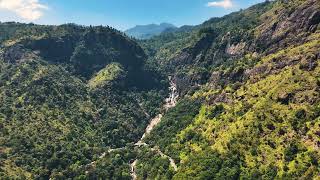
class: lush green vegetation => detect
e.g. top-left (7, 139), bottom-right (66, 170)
top-left (135, 147), bottom-right (175, 180)
top-left (137, 0), bottom-right (320, 179)
top-left (0, 0), bottom-right (319, 179)
top-left (0, 24), bottom-right (167, 179)
top-left (145, 98), bottom-right (202, 159)
top-left (86, 147), bottom-right (136, 179)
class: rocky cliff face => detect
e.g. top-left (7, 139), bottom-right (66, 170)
top-left (139, 0), bottom-right (320, 179)
top-left (0, 0), bottom-right (319, 179)
top-left (154, 0), bottom-right (320, 96)
top-left (255, 0), bottom-right (320, 54)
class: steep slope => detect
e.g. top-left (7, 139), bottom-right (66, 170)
top-left (139, 0), bottom-right (320, 179)
top-left (0, 23), bottom-right (167, 179)
top-left (0, 0), bottom-right (319, 179)
top-left (125, 23), bottom-right (177, 39)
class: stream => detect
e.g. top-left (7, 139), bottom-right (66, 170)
top-left (130, 77), bottom-right (179, 179)
top-left (85, 77), bottom-right (179, 179)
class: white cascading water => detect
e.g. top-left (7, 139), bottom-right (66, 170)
top-left (130, 77), bottom-right (179, 179)
top-left (85, 77), bottom-right (179, 179)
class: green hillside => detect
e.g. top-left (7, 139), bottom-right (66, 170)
top-left (0, 23), bottom-right (167, 179)
top-left (0, 0), bottom-right (319, 179)
top-left (139, 0), bottom-right (320, 179)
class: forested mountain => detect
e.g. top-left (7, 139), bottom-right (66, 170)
top-left (0, 23), bottom-right (167, 179)
top-left (138, 0), bottom-right (320, 179)
top-left (0, 0), bottom-right (320, 179)
top-left (125, 23), bottom-right (177, 40)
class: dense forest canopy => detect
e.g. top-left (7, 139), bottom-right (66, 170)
top-left (0, 0), bottom-right (320, 179)
top-left (0, 23), bottom-right (168, 179)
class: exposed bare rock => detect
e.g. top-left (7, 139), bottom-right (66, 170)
top-left (299, 55), bottom-right (318, 71)
top-left (1, 44), bottom-right (38, 63)
top-left (208, 92), bottom-right (233, 105)
top-left (130, 160), bottom-right (138, 180)
top-left (174, 74), bottom-right (192, 95)
top-left (244, 51), bottom-right (318, 82)
top-left (245, 64), bottom-right (270, 82)
top-left (169, 51), bottom-right (193, 67)
top-left (255, 0), bottom-right (320, 53)
top-left (209, 71), bottom-right (223, 88)
top-left (226, 42), bottom-right (246, 56)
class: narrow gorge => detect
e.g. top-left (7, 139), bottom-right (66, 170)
top-left (1, 0), bottom-right (319, 179)
top-left (131, 77), bottom-right (179, 179)
top-left (84, 77), bottom-right (179, 179)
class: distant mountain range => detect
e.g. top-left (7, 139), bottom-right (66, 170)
top-left (125, 23), bottom-right (177, 39)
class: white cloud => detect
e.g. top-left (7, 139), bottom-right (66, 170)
top-left (0, 0), bottom-right (48, 21)
top-left (207, 0), bottom-right (233, 9)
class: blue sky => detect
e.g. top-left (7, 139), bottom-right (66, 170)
top-left (0, 0), bottom-right (265, 30)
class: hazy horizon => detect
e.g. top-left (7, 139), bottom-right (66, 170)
top-left (0, 0), bottom-right (265, 30)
